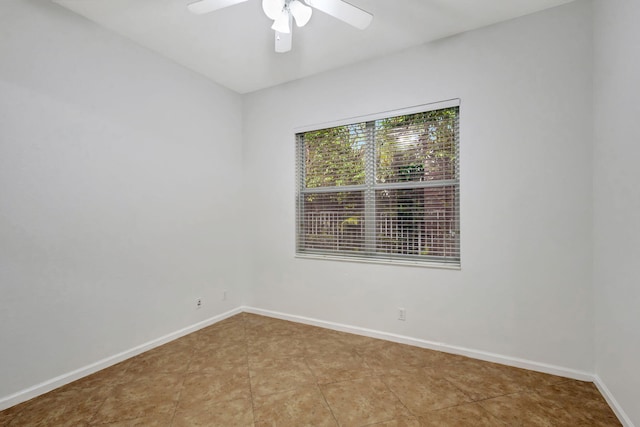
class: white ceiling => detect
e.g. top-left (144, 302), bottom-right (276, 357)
top-left (54, 0), bottom-right (576, 94)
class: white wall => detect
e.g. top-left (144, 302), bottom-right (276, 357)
top-left (8, 0), bottom-right (638, 422)
top-left (593, 0), bottom-right (640, 425)
top-left (0, 0), bottom-right (245, 400)
top-left (243, 1), bottom-right (594, 373)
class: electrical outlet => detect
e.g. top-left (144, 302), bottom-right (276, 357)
top-left (196, 298), bottom-right (202, 309)
top-left (398, 307), bottom-right (406, 321)
top-left (222, 290), bottom-right (227, 301)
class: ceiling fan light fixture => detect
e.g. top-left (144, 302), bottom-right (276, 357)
top-left (275, 30), bottom-right (292, 53)
top-left (262, 0), bottom-right (285, 20)
top-left (289, 0), bottom-right (312, 27)
top-left (271, 10), bottom-right (291, 33)
top-left (187, 0), bottom-right (373, 54)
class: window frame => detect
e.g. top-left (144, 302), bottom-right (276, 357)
top-left (295, 99), bottom-right (461, 269)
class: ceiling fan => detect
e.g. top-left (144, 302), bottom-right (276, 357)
top-left (187, 0), bottom-right (373, 53)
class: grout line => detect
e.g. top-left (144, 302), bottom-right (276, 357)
top-left (242, 313), bottom-right (258, 426)
top-left (86, 395), bottom-right (109, 425)
top-left (378, 374), bottom-right (416, 420)
top-left (474, 402), bottom-right (510, 426)
top-left (1, 311), bottom-right (625, 427)
top-left (302, 352), bottom-right (340, 426)
top-left (84, 360), bottom-right (134, 425)
top-left (168, 345), bottom-right (197, 427)
top-left (243, 306), bottom-right (595, 382)
top-left (315, 376), bottom-right (341, 426)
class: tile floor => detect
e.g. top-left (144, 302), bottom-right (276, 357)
top-left (0, 313), bottom-right (621, 426)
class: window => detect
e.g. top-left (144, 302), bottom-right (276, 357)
top-left (295, 101), bottom-right (460, 267)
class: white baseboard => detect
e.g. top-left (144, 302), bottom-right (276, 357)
top-left (242, 306), bottom-right (594, 382)
top-left (245, 306), bottom-right (640, 426)
top-left (2, 304), bottom-right (634, 427)
top-left (593, 375), bottom-right (636, 427)
top-left (0, 307), bottom-right (242, 411)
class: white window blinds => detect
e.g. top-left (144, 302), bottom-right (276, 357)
top-left (296, 102), bottom-right (460, 267)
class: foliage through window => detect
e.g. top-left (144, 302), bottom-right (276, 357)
top-left (296, 103), bottom-right (460, 266)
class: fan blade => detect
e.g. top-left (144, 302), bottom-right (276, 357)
top-left (187, 0), bottom-right (248, 15)
top-left (290, 0), bottom-right (312, 27)
top-left (262, 0), bottom-right (285, 20)
top-left (275, 30), bottom-right (292, 53)
top-left (271, 10), bottom-right (291, 33)
top-left (304, 0), bottom-right (372, 29)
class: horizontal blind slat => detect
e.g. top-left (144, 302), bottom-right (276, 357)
top-left (296, 105), bottom-right (460, 266)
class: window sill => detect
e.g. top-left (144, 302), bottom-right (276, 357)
top-left (294, 253), bottom-right (461, 270)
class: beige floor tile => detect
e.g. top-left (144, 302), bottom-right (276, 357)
top-left (249, 357), bottom-right (316, 396)
top-left (321, 377), bottom-right (412, 427)
top-left (68, 360), bottom-right (132, 395)
top-left (506, 367), bottom-right (567, 390)
top-left (244, 317), bottom-right (302, 338)
top-left (2, 393), bottom-right (69, 427)
top-left (306, 351), bottom-right (374, 384)
top-left (189, 341), bottom-right (248, 372)
top-left (359, 341), bottom-right (463, 375)
top-left (480, 390), bottom-right (579, 427)
top-left (560, 397), bottom-right (621, 426)
top-left (93, 397), bottom-right (177, 425)
top-left (243, 312), bottom-right (275, 325)
top-left (4, 383), bottom-right (109, 427)
top-left (172, 398), bottom-right (254, 427)
top-left (5, 379), bottom-right (109, 426)
top-left (58, 395), bottom-right (108, 426)
top-left (248, 333), bottom-right (307, 359)
top-left (467, 360), bottom-right (567, 391)
top-left (89, 414), bottom-right (172, 426)
top-left (303, 334), bottom-right (359, 358)
top-left (205, 314), bottom-right (245, 332)
top-left (196, 322), bottom-right (247, 346)
top-left (293, 323), bottom-right (335, 337)
top-left (194, 325), bottom-right (247, 344)
top-left (358, 341), bottom-right (425, 371)
top-left (253, 385), bottom-right (337, 426)
top-left (91, 372), bottom-right (182, 424)
top-left (177, 367), bottom-right (251, 411)
top-left (245, 325), bottom-right (301, 340)
top-left (296, 325), bottom-right (357, 343)
top-left (382, 371), bottom-right (471, 414)
top-left (328, 331), bottom-right (386, 351)
top-left (0, 408), bottom-right (16, 426)
top-left (431, 359), bottom-right (527, 401)
top-left (126, 346), bottom-right (193, 376)
top-left (536, 379), bottom-right (607, 401)
top-left (0, 313), bottom-right (622, 427)
top-left (535, 381), bottom-right (622, 426)
top-left (157, 335), bottom-right (199, 355)
top-left (364, 416), bottom-right (421, 427)
top-left (418, 402), bottom-right (507, 426)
